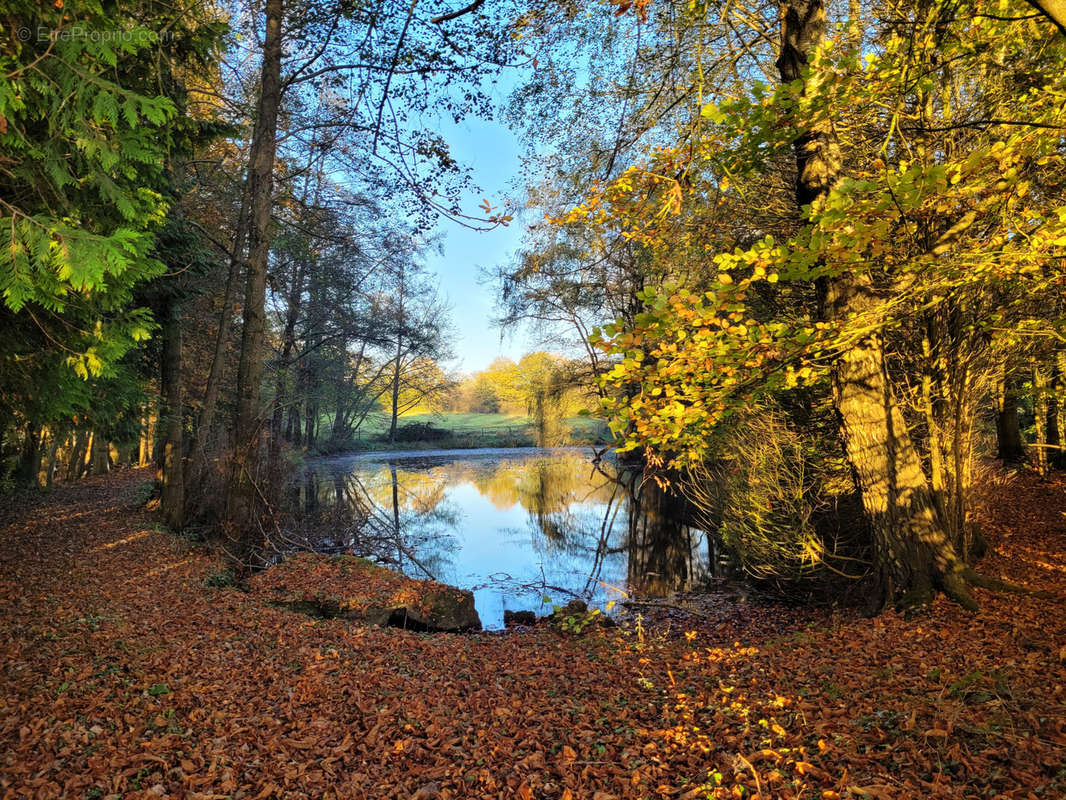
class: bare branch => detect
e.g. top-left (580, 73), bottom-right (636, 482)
top-left (431, 0), bottom-right (485, 24)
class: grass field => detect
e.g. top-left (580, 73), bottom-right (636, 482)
top-left (344, 411), bottom-right (610, 451)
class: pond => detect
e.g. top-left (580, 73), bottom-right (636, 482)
top-left (285, 447), bottom-right (719, 629)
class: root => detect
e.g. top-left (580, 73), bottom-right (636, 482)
top-left (902, 566), bottom-right (1057, 615)
top-left (939, 568), bottom-right (979, 612)
top-left (896, 569), bottom-right (978, 615)
top-left (960, 567), bottom-right (1056, 600)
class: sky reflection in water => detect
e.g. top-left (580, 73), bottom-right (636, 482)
top-left (301, 447), bottom-right (711, 629)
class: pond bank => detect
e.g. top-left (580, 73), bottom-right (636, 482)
top-left (251, 552), bottom-right (482, 632)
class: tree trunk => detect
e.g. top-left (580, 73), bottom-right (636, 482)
top-left (328, 341), bottom-right (366, 450)
top-left (138, 414), bottom-right (150, 466)
top-left (188, 178), bottom-right (250, 479)
top-left (44, 429), bottom-right (62, 487)
top-left (304, 400), bottom-right (317, 450)
top-left (268, 261), bottom-right (304, 489)
top-left (777, 0), bottom-right (974, 610)
top-left (1034, 361), bottom-right (1049, 476)
top-left (90, 430), bottom-right (109, 475)
top-left (286, 397), bottom-right (301, 444)
top-left (160, 299), bottom-right (185, 530)
top-left (1049, 360), bottom-right (1063, 468)
top-left (15, 423), bottom-right (41, 487)
top-left (389, 340), bottom-right (403, 446)
top-left (996, 371), bottom-right (1026, 463)
top-left (388, 266), bottom-right (406, 446)
top-left (67, 428), bottom-right (89, 481)
top-left (225, 0), bottom-right (284, 571)
top-left (142, 409), bottom-right (157, 468)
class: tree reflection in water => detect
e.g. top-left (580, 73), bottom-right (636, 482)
top-left (284, 448), bottom-right (719, 627)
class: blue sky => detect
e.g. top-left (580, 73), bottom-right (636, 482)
top-left (422, 113), bottom-right (536, 375)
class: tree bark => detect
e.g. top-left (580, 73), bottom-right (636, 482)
top-left (44, 428), bottom-right (62, 487)
top-left (1049, 360), bottom-right (1062, 468)
top-left (777, 0), bottom-right (974, 610)
top-left (67, 428), bottom-right (89, 481)
top-left (226, 0), bottom-right (285, 570)
top-left (286, 394), bottom-right (301, 444)
top-left (138, 414), bottom-right (149, 466)
top-left (1034, 361), bottom-right (1049, 476)
top-left (188, 177), bottom-right (250, 479)
top-left (996, 371), bottom-right (1026, 463)
top-left (388, 274), bottom-right (406, 446)
top-left (268, 261), bottom-right (304, 495)
top-left (90, 429), bottom-right (109, 475)
top-left (160, 299), bottom-right (185, 530)
top-left (304, 400), bottom-right (317, 449)
top-left (15, 423), bottom-right (41, 487)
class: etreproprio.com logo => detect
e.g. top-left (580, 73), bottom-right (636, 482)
top-left (16, 25), bottom-right (171, 44)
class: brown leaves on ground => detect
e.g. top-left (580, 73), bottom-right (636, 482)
top-left (2, 467), bottom-right (1065, 799)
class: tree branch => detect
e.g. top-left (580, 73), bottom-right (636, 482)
top-left (431, 0), bottom-right (485, 24)
top-left (1023, 0), bottom-right (1066, 36)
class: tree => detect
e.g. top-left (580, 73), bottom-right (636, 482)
top-left (775, 0), bottom-right (976, 609)
top-left (224, 0), bottom-right (285, 566)
top-left (574, 0), bottom-right (1066, 608)
top-left (375, 252), bottom-right (453, 444)
top-left (0, 0), bottom-right (223, 488)
top-left (213, 0), bottom-right (518, 560)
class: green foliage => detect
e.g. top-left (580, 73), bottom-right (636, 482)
top-left (203, 568), bottom-right (236, 589)
top-left (122, 480), bottom-right (158, 508)
top-left (0, 2), bottom-right (176, 340)
top-left (0, 0), bottom-right (225, 482)
top-left (549, 599), bottom-right (614, 635)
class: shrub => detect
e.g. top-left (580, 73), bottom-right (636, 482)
top-left (682, 406), bottom-right (867, 591)
top-left (203, 567), bottom-right (235, 588)
top-left (388, 422), bottom-right (449, 443)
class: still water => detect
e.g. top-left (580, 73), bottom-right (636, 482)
top-left (288, 447), bottom-right (714, 629)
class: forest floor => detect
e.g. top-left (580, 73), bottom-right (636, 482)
top-left (2, 468), bottom-right (1065, 800)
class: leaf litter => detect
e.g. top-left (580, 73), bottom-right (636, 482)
top-left (1, 467), bottom-right (1064, 799)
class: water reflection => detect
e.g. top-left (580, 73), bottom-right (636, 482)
top-left (286, 447), bottom-right (716, 629)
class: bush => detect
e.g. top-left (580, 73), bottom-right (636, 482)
top-left (388, 422), bottom-right (450, 443)
top-left (682, 406), bottom-right (867, 590)
top-left (203, 567), bottom-right (235, 588)
top-left (122, 479), bottom-right (157, 508)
